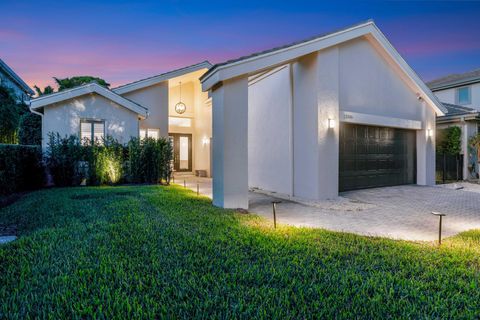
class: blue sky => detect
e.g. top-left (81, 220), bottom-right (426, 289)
top-left (1, 0), bottom-right (479, 88)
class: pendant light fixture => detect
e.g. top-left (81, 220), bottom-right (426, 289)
top-left (175, 81), bottom-right (187, 114)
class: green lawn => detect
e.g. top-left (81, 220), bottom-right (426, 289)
top-left (1, 185), bottom-right (479, 319)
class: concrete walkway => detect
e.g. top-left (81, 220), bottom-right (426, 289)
top-left (172, 174), bottom-right (212, 198)
top-left (174, 174), bottom-right (480, 241)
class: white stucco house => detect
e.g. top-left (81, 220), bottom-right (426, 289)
top-left (427, 69), bottom-right (480, 180)
top-left (30, 20), bottom-right (446, 209)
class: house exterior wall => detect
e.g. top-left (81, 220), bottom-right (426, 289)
top-left (244, 36), bottom-right (437, 203)
top-left (338, 37), bottom-right (436, 186)
top-left (0, 70), bottom-right (30, 102)
top-left (168, 79), bottom-right (211, 175)
top-left (248, 65), bottom-right (293, 195)
top-left (192, 80), bottom-right (212, 175)
top-left (42, 93), bottom-right (139, 148)
top-left (338, 38), bottom-right (426, 120)
top-left (169, 81), bottom-right (195, 117)
top-left (433, 82), bottom-right (480, 110)
top-left (122, 82), bottom-right (169, 138)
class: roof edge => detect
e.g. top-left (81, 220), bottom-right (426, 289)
top-left (0, 58), bottom-right (34, 95)
top-left (199, 20), bottom-right (446, 116)
top-left (200, 20), bottom-right (374, 83)
top-left (113, 61), bottom-right (212, 94)
top-left (30, 83), bottom-right (148, 118)
top-left (429, 76), bottom-right (480, 91)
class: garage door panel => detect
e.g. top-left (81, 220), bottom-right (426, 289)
top-left (339, 123), bottom-right (416, 192)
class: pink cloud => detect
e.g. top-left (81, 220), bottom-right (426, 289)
top-left (19, 46), bottom-right (215, 89)
top-left (397, 37), bottom-right (480, 57)
top-left (0, 29), bottom-right (25, 40)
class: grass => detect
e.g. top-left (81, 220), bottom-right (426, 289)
top-left (0, 185), bottom-right (479, 319)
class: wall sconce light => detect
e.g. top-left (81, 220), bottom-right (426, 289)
top-left (427, 128), bottom-right (432, 137)
top-left (328, 118), bottom-right (335, 129)
top-left (202, 137), bottom-right (210, 145)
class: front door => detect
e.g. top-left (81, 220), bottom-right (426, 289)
top-left (169, 133), bottom-right (192, 172)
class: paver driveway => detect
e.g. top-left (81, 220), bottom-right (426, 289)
top-left (250, 185), bottom-right (480, 241)
top-left (175, 174), bottom-right (480, 241)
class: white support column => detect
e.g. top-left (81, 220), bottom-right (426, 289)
top-left (211, 76), bottom-right (249, 209)
top-left (417, 100), bottom-right (436, 186)
top-left (316, 46), bottom-right (340, 198)
top-left (292, 48), bottom-right (340, 201)
top-left (292, 53), bottom-right (320, 199)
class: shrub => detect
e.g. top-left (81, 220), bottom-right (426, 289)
top-left (0, 85), bottom-right (21, 144)
top-left (86, 137), bottom-right (125, 185)
top-left (127, 137), bottom-right (172, 184)
top-left (0, 144), bottom-right (44, 195)
top-left (45, 134), bottom-right (172, 187)
top-left (437, 126), bottom-right (461, 155)
top-left (45, 133), bottom-right (84, 187)
top-left (18, 112), bottom-right (42, 145)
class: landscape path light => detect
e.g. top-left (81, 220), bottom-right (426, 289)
top-left (271, 201), bottom-right (282, 229)
top-left (431, 211), bottom-right (446, 246)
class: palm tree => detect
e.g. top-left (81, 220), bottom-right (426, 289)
top-left (33, 85), bottom-right (54, 96)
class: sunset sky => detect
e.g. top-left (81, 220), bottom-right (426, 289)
top-left (1, 0), bottom-right (479, 91)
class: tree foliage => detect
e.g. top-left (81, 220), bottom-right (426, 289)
top-left (437, 126), bottom-right (462, 155)
top-left (18, 112), bottom-right (42, 145)
top-left (33, 85), bottom-right (54, 96)
top-left (0, 144), bottom-right (44, 195)
top-left (0, 85), bottom-right (22, 143)
top-left (54, 76), bottom-right (110, 91)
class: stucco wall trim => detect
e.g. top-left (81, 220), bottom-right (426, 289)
top-left (340, 111), bottom-right (422, 130)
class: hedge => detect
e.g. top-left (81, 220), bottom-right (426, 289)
top-left (0, 144), bottom-right (44, 195)
top-left (18, 112), bottom-right (42, 145)
top-left (45, 134), bottom-right (172, 187)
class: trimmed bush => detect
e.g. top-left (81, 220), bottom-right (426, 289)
top-left (126, 137), bottom-right (172, 184)
top-left (45, 133), bottom-right (84, 187)
top-left (86, 137), bottom-right (125, 185)
top-left (18, 112), bottom-right (42, 145)
top-left (0, 144), bottom-right (44, 195)
top-left (437, 126), bottom-right (461, 155)
top-left (45, 134), bottom-right (172, 187)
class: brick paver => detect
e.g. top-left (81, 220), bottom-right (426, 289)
top-left (250, 185), bottom-right (480, 241)
top-left (176, 174), bottom-right (480, 241)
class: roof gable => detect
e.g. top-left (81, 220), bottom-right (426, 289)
top-left (113, 61), bottom-right (212, 94)
top-left (200, 20), bottom-right (446, 116)
top-left (30, 83), bottom-right (148, 118)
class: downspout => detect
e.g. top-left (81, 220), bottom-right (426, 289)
top-left (29, 103), bottom-right (45, 149)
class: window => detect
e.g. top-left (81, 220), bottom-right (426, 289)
top-left (80, 120), bottom-right (105, 144)
top-left (169, 117), bottom-right (192, 127)
top-left (456, 87), bottom-right (471, 105)
top-left (139, 128), bottom-right (160, 140)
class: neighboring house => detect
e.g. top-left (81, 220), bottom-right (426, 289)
top-left (30, 20), bottom-right (445, 209)
top-left (428, 69), bottom-right (480, 180)
top-left (0, 58), bottom-right (34, 101)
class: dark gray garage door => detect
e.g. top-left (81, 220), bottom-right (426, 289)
top-left (339, 123), bottom-right (416, 191)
